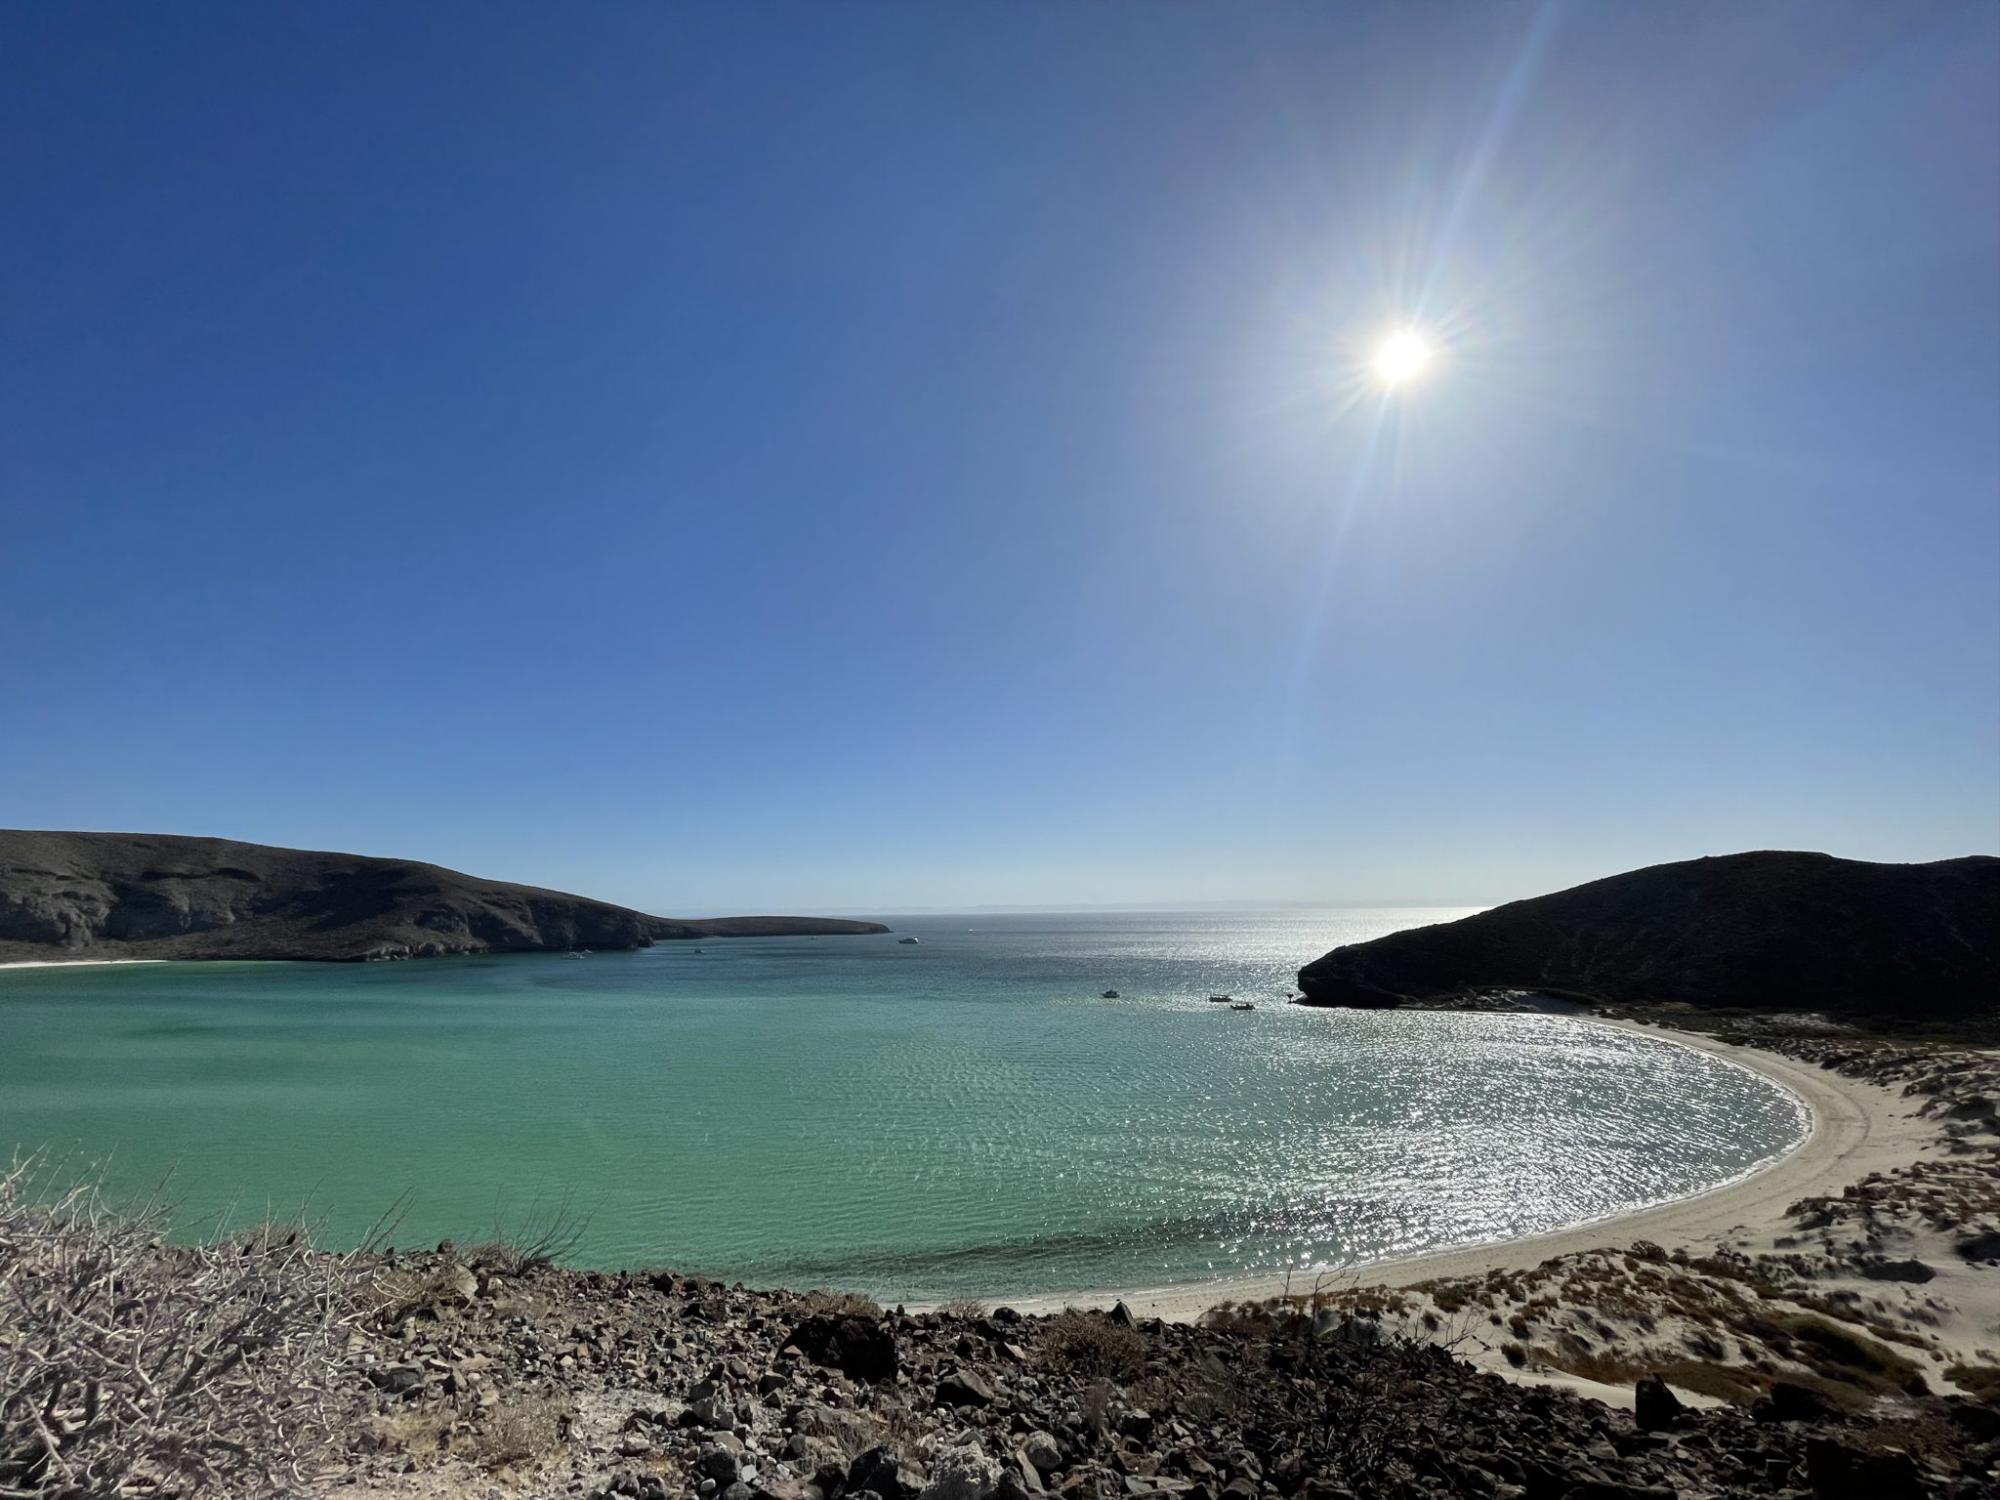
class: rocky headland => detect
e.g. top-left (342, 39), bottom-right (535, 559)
top-left (0, 830), bottom-right (886, 964)
top-left (1295, 852), bottom-right (1998, 1027)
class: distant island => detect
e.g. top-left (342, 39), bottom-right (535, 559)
top-left (1297, 849), bottom-right (1998, 1023)
top-left (0, 830), bottom-right (888, 963)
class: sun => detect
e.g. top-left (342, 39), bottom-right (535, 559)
top-left (1373, 328), bottom-right (1433, 387)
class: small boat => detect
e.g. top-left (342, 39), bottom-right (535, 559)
top-left (1101, 989), bottom-right (1120, 999)
top-left (898, 936), bottom-right (920, 945)
top-left (1230, 1001), bottom-right (1256, 1011)
top-left (565, 951), bottom-right (583, 960)
top-left (1207, 995), bottom-right (1234, 1003)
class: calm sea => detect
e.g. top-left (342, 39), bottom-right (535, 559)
top-left (0, 908), bottom-right (1807, 1301)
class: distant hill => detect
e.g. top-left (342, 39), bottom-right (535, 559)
top-left (1296, 851), bottom-right (1999, 1022)
top-left (0, 831), bottom-right (888, 963)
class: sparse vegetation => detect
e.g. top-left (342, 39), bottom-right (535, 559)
top-left (464, 1189), bottom-right (592, 1271)
top-left (1943, 1359), bottom-right (2000, 1401)
top-left (467, 1394), bottom-right (571, 1469)
top-left (798, 1288), bottom-right (883, 1318)
top-left (1773, 1313), bottom-right (1924, 1391)
top-left (1044, 1309), bottom-right (1149, 1379)
top-left (0, 1158), bottom-right (357, 1499)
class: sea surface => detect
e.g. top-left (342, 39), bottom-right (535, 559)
top-left (0, 909), bottom-right (1809, 1301)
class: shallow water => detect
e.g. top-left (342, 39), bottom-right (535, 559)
top-left (0, 909), bottom-right (1807, 1301)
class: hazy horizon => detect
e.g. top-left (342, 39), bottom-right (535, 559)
top-left (5, 2), bottom-right (1996, 914)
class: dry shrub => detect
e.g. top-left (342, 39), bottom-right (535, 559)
top-left (467, 1394), bottom-right (569, 1469)
top-left (1199, 1299), bottom-right (1306, 1338)
top-left (463, 1189), bottom-right (590, 1272)
top-left (800, 1289), bottom-right (883, 1318)
top-left (935, 1298), bottom-right (987, 1319)
top-left (1044, 1309), bottom-right (1148, 1380)
top-left (1773, 1314), bottom-right (1924, 1392)
top-left (0, 1158), bottom-right (359, 1498)
top-left (1943, 1360), bottom-right (2000, 1401)
top-left (358, 1258), bottom-right (478, 1325)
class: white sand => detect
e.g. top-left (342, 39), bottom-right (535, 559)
top-left (1000, 1018), bottom-right (1925, 1322)
top-left (0, 958), bottom-right (166, 971)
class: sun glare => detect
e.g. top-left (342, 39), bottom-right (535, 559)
top-left (1374, 328), bottom-right (1433, 387)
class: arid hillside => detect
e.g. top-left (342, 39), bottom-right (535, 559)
top-left (0, 830), bottom-right (886, 963)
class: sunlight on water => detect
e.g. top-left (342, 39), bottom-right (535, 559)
top-left (0, 909), bottom-right (1807, 1300)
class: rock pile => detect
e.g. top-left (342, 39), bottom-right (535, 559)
top-left (330, 1250), bottom-right (1996, 1499)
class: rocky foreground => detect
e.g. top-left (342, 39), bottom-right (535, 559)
top-left (323, 1257), bottom-right (1991, 1500)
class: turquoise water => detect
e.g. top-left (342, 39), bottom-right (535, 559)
top-left (0, 909), bottom-right (1808, 1301)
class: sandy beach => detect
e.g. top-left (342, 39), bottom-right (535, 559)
top-left (0, 957), bottom-right (166, 970)
top-left (993, 1018), bottom-right (2000, 1414)
top-left (998, 1018), bottom-right (1918, 1322)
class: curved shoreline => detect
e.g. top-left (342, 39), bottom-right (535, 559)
top-left (991, 1018), bottom-right (1917, 1322)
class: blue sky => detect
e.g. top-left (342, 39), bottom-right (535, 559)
top-left (4, 1), bottom-right (1996, 914)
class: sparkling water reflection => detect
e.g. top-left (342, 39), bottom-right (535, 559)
top-left (0, 909), bottom-right (1807, 1300)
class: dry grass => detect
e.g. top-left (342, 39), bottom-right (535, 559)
top-left (1528, 1345), bottom-right (1766, 1404)
top-left (1043, 1309), bottom-right (1149, 1380)
top-left (0, 1157), bottom-right (361, 1499)
top-left (1943, 1360), bottom-right (2000, 1401)
top-left (359, 1259), bottom-right (479, 1325)
top-left (466, 1395), bottom-right (570, 1469)
top-left (366, 1392), bottom-right (571, 1472)
top-left (460, 1189), bottom-right (590, 1272)
top-left (798, 1289), bottom-right (883, 1318)
top-left (1771, 1313), bottom-right (1924, 1392)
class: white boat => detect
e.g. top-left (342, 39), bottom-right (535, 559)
top-left (898, 936), bottom-right (920, 945)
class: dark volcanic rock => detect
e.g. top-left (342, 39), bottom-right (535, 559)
top-left (1857, 1256), bottom-right (1936, 1284)
top-left (1805, 1435), bottom-right (1925, 1499)
top-left (787, 1313), bottom-right (899, 1383)
top-left (1759, 1381), bottom-right (1840, 1425)
top-left (0, 829), bottom-right (887, 963)
top-left (1633, 1374), bottom-right (1684, 1432)
top-left (1295, 850), bottom-right (1999, 1021)
top-left (849, 1446), bottom-right (919, 1499)
top-left (1954, 1229), bottom-right (2000, 1262)
top-left (937, 1368), bottom-right (996, 1408)
top-left (315, 1243), bottom-right (1986, 1500)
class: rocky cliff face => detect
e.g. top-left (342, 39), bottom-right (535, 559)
top-left (0, 830), bottom-right (886, 962)
top-left (1297, 850), bottom-right (1998, 1022)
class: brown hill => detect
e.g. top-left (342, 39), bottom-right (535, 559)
top-left (0, 830), bottom-right (887, 963)
top-left (1296, 850), bottom-right (1998, 1022)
